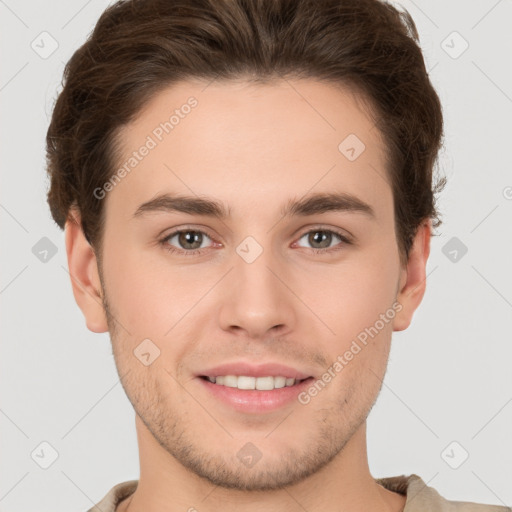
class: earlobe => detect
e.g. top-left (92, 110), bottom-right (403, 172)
top-left (65, 209), bottom-right (108, 333)
top-left (393, 220), bottom-right (432, 332)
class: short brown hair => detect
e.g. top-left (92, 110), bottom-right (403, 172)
top-left (45, 0), bottom-right (446, 267)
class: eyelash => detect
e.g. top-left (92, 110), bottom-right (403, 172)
top-left (158, 226), bottom-right (352, 257)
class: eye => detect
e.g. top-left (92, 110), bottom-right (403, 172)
top-left (294, 228), bottom-right (351, 254)
top-left (160, 228), bottom-right (214, 256)
top-left (159, 226), bottom-right (352, 257)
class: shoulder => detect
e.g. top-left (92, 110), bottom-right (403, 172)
top-left (376, 474), bottom-right (511, 512)
top-left (86, 480), bottom-right (138, 512)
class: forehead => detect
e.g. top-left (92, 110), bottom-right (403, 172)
top-left (107, 78), bottom-right (392, 225)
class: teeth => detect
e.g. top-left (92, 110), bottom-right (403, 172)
top-left (206, 375), bottom-right (300, 390)
top-left (269, 376), bottom-right (286, 389)
top-left (239, 376), bottom-right (257, 389)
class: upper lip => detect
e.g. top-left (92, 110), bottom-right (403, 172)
top-left (197, 362), bottom-right (313, 380)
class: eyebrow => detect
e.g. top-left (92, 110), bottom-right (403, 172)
top-left (132, 191), bottom-right (376, 220)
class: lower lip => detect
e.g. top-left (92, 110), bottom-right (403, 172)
top-left (197, 376), bottom-right (315, 414)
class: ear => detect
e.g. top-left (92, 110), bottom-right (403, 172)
top-left (64, 208), bottom-right (108, 333)
top-left (393, 219), bottom-right (431, 332)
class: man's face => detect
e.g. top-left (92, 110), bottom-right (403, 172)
top-left (95, 78), bottom-right (410, 490)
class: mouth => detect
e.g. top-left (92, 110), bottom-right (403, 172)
top-left (197, 375), bottom-right (315, 413)
top-left (199, 375), bottom-right (312, 390)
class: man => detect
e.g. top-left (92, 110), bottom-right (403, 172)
top-left (45, 0), bottom-right (509, 510)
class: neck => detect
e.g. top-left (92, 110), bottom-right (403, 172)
top-left (118, 417), bottom-right (406, 512)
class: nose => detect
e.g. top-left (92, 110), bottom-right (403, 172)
top-left (218, 245), bottom-right (297, 340)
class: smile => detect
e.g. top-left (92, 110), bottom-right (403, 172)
top-left (201, 375), bottom-right (309, 390)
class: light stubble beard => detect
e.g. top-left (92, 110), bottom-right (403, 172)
top-left (98, 269), bottom-right (383, 491)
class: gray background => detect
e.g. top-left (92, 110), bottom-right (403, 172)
top-left (1, 0), bottom-right (511, 510)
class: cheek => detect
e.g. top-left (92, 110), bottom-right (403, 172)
top-left (103, 223), bottom-right (399, 347)
top-left (309, 244), bottom-right (399, 335)
top-left (102, 239), bottom-right (216, 342)
top-left (102, 240), bottom-right (170, 336)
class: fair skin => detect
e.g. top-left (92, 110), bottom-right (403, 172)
top-left (66, 78), bottom-right (430, 512)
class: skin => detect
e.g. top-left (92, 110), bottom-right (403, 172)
top-left (65, 78), bottom-right (430, 512)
